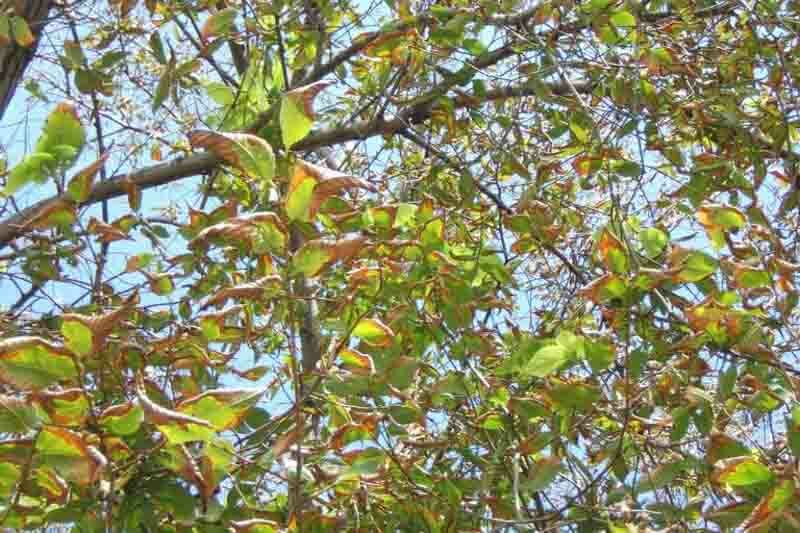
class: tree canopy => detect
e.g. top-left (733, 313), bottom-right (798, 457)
top-left (0, 0), bottom-right (800, 530)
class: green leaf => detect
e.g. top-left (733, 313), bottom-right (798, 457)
top-left (178, 388), bottom-right (265, 431)
top-left (0, 395), bottom-right (44, 433)
top-left (522, 345), bottom-right (570, 377)
top-left (291, 241), bottom-right (334, 277)
top-left (640, 228), bottom-right (668, 258)
top-left (610, 10), bottom-right (636, 28)
top-left (11, 16), bottom-right (34, 47)
top-left (678, 251), bottom-right (717, 282)
top-left (715, 457), bottom-right (774, 487)
top-left (279, 82), bottom-right (331, 149)
top-left (99, 402), bottom-right (144, 436)
top-left (61, 320), bottom-right (92, 357)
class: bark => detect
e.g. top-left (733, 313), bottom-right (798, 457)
top-left (0, 0), bottom-right (53, 121)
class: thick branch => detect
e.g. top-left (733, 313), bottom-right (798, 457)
top-left (0, 81), bottom-right (582, 250)
top-left (0, 0), bottom-right (53, 121)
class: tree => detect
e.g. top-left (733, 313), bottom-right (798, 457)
top-left (0, 0), bottom-right (799, 530)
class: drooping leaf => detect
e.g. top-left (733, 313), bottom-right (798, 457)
top-left (353, 318), bottom-right (395, 347)
top-left (280, 81), bottom-right (332, 149)
top-left (0, 337), bottom-right (78, 390)
top-left (291, 236), bottom-right (368, 277)
top-left (98, 402), bottom-right (144, 436)
top-left (178, 388), bottom-right (265, 431)
top-left (36, 426), bottom-right (107, 486)
top-left (189, 130), bottom-right (275, 181)
top-left (201, 7), bottom-right (238, 40)
top-left (136, 377), bottom-right (214, 444)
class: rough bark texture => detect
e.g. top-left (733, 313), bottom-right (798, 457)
top-left (0, 0), bottom-right (53, 121)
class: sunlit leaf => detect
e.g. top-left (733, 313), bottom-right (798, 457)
top-left (353, 318), bottom-right (395, 347)
top-left (280, 81), bottom-right (332, 149)
top-left (36, 426), bottom-right (107, 486)
top-left (189, 130), bottom-right (275, 181)
top-left (0, 337), bottom-right (78, 389)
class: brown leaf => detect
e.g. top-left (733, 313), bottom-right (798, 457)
top-left (202, 275), bottom-right (281, 309)
top-left (189, 212), bottom-right (286, 251)
top-left (88, 217), bottom-right (130, 243)
top-left (285, 81), bottom-right (334, 119)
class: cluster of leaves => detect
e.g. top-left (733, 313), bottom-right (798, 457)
top-left (1, 0), bottom-right (800, 531)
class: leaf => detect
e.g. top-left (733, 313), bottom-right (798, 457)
top-left (338, 348), bottom-right (375, 375)
top-left (286, 160), bottom-right (375, 222)
top-left (670, 248), bottom-right (718, 283)
top-left (597, 228), bottom-right (628, 273)
top-left (98, 402), bottom-right (144, 436)
top-left (522, 457), bottom-right (562, 491)
top-left (280, 81), bottom-right (333, 149)
top-left (189, 130), bottom-right (275, 181)
top-left (712, 457), bottom-right (774, 487)
top-left (177, 388), bottom-right (265, 431)
top-left (230, 519), bottom-right (279, 533)
top-left (610, 10), bottom-right (636, 28)
top-left (742, 479), bottom-right (794, 531)
top-left (66, 152), bottom-right (109, 203)
top-left (640, 227), bottom-right (668, 258)
top-left (522, 345), bottom-right (571, 377)
top-left (0, 337), bottom-right (78, 389)
top-left (198, 437), bottom-right (234, 502)
top-left (353, 319), bottom-right (395, 347)
top-left (202, 275), bottom-right (281, 308)
top-left (34, 389), bottom-right (89, 427)
top-left (733, 264), bottom-right (771, 289)
top-left (36, 102), bottom-right (86, 166)
top-left (190, 212), bottom-right (286, 252)
top-left (201, 7), bottom-right (238, 40)
top-left (0, 395), bottom-right (44, 433)
top-left (153, 53), bottom-right (175, 111)
top-left (11, 16), bottom-right (34, 47)
top-left (61, 293), bottom-right (137, 357)
top-left (136, 377), bottom-right (214, 444)
top-left (291, 236), bottom-right (368, 277)
top-left (36, 426), bottom-right (107, 486)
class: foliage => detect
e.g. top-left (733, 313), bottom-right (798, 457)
top-left (0, 0), bottom-right (799, 531)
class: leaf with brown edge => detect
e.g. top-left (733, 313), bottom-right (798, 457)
top-left (87, 216), bottom-right (131, 244)
top-left (177, 388), bottom-right (266, 431)
top-left (136, 376), bottom-right (214, 444)
top-left (578, 273), bottom-right (627, 304)
top-left (35, 426), bottom-right (107, 486)
top-left (23, 199), bottom-right (77, 231)
top-left (338, 348), bottom-right (375, 375)
top-left (61, 292), bottom-right (137, 357)
top-left (353, 318), bottom-right (395, 347)
top-left (189, 212), bottom-right (286, 253)
top-left (230, 519), bottom-right (280, 533)
top-left (0, 337), bottom-right (78, 390)
top-left (67, 151), bottom-right (109, 203)
top-left (121, 179), bottom-right (141, 211)
top-left (202, 275), bottom-right (281, 309)
top-left (697, 203), bottom-right (747, 249)
top-left (597, 228), bottom-right (628, 273)
top-left (280, 81), bottom-right (333, 149)
top-left (157, 444), bottom-right (205, 487)
top-left (285, 160), bottom-right (374, 222)
top-left (33, 466), bottom-right (69, 504)
top-left (198, 437), bottom-right (234, 502)
top-left (0, 394), bottom-right (44, 433)
top-left (98, 401), bottom-right (144, 436)
top-left (291, 236), bottom-right (369, 277)
top-left (200, 7), bottom-right (237, 40)
top-left (742, 479), bottom-right (795, 532)
top-left (33, 389), bottom-right (89, 427)
top-left (188, 130), bottom-right (274, 181)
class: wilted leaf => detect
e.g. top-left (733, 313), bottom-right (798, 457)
top-left (280, 81), bottom-right (332, 149)
top-left (66, 152), bottom-right (109, 203)
top-left (353, 318), bottom-right (395, 347)
top-left (202, 275), bottom-right (281, 309)
top-left (291, 236), bottom-right (368, 277)
top-left (189, 130), bottom-right (275, 181)
top-left (178, 388), bottom-right (265, 431)
top-left (34, 389), bottom-right (89, 427)
top-left (0, 337), bottom-right (78, 389)
top-left (190, 212), bottom-right (286, 252)
top-left (136, 377), bottom-right (214, 444)
top-left (338, 348), bottom-right (375, 375)
top-left (36, 426), bottom-right (107, 486)
top-left (201, 7), bottom-right (237, 40)
top-left (98, 402), bottom-right (144, 436)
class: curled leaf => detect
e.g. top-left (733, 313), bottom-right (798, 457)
top-left (190, 212), bottom-right (286, 252)
top-left (189, 130), bottom-right (275, 181)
